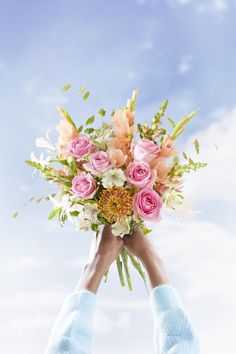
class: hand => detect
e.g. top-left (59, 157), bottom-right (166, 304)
top-left (76, 225), bottom-right (123, 294)
top-left (92, 224), bottom-right (123, 268)
top-left (124, 227), bottom-right (168, 288)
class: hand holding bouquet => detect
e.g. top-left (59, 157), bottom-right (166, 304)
top-left (25, 87), bottom-right (206, 290)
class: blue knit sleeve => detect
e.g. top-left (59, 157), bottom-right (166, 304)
top-left (45, 290), bottom-right (96, 354)
top-left (150, 285), bottom-right (200, 354)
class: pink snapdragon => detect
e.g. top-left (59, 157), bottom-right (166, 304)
top-left (133, 187), bottom-right (163, 221)
top-left (83, 151), bottom-right (111, 176)
top-left (71, 173), bottom-right (97, 199)
top-left (125, 161), bottom-right (156, 188)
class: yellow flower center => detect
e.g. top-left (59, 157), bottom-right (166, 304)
top-left (98, 187), bottom-right (133, 223)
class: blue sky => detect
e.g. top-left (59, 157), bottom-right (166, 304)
top-left (0, 1), bottom-right (236, 353)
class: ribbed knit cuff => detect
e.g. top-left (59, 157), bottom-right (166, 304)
top-left (150, 284), bottom-right (184, 313)
top-left (63, 290), bottom-right (97, 317)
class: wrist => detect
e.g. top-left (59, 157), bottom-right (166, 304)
top-left (76, 255), bottom-right (108, 294)
top-left (140, 250), bottom-right (169, 288)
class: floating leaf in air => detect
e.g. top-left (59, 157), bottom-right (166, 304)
top-left (83, 91), bottom-right (90, 100)
top-left (182, 152), bottom-right (188, 160)
top-left (194, 139), bottom-right (200, 154)
top-left (86, 115), bottom-right (95, 125)
top-left (78, 86), bottom-right (86, 94)
top-left (62, 84), bottom-right (71, 91)
top-left (98, 108), bottom-right (106, 116)
top-left (48, 208), bottom-right (62, 220)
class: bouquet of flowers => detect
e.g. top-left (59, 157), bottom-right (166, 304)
top-left (25, 87), bottom-right (206, 290)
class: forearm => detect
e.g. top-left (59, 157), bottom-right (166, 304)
top-left (76, 254), bottom-right (108, 294)
top-left (140, 249), bottom-right (169, 288)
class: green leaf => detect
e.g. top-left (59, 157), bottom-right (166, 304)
top-left (97, 215), bottom-right (110, 224)
top-left (194, 139), bottom-right (200, 154)
top-left (130, 89), bottom-right (138, 112)
top-left (189, 157), bottom-right (194, 164)
top-left (168, 117), bottom-right (175, 128)
top-left (84, 128), bottom-right (95, 134)
top-left (67, 156), bottom-right (77, 174)
top-left (128, 252), bottom-right (146, 282)
top-left (37, 196), bottom-right (45, 203)
top-left (77, 125), bottom-right (83, 133)
top-left (86, 115), bottom-right (95, 125)
top-left (83, 91), bottom-right (90, 100)
top-left (57, 107), bottom-right (77, 129)
top-left (48, 208), bottom-right (62, 220)
top-left (171, 109), bottom-right (199, 140)
top-left (91, 223), bottom-right (99, 232)
top-left (98, 108), bottom-right (106, 116)
top-left (78, 86), bottom-right (86, 94)
top-left (12, 212), bottom-right (19, 218)
top-left (69, 211), bottom-right (79, 217)
top-left (182, 152), bottom-right (188, 160)
top-left (62, 84), bottom-right (71, 91)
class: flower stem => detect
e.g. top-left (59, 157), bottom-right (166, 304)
top-left (121, 248), bottom-right (133, 291)
top-left (116, 255), bottom-right (125, 287)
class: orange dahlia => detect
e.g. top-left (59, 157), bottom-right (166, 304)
top-left (98, 187), bottom-right (133, 223)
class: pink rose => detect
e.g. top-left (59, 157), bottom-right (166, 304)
top-left (68, 135), bottom-right (95, 159)
top-left (134, 187), bottom-right (163, 221)
top-left (83, 151), bottom-right (111, 176)
top-left (71, 173), bottom-right (97, 199)
top-left (131, 138), bottom-right (160, 163)
top-left (125, 161), bottom-right (157, 188)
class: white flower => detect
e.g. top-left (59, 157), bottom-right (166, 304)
top-left (102, 168), bottom-right (126, 188)
top-left (36, 130), bottom-right (55, 152)
top-left (90, 124), bottom-right (114, 150)
top-left (163, 189), bottom-right (183, 211)
top-left (82, 203), bottom-right (99, 223)
top-left (49, 193), bottom-right (83, 223)
top-left (75, 203), bottom-right (100, 231)
top-left (30, 151), bottom-right (51, 168)
top-left (76, 218), bottom-right (92, 231)
top-left (112, 216), bottom-right (132, 238)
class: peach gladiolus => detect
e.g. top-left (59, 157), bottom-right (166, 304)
top-left (159, 134), bottom-right (177, 158)
top-left (107, 147), bottom-right (127, 167)
top-left (56, 109), bottom-right (78, 158)
top-left (112, 109), bottom-right (135, 146)
top-left (151, 158), bottom-right (171, 183)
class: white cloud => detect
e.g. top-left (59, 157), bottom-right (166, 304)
top-left (174, 0), bottom-right (191, 4)
top-left (150, 217), bottom-right (236, 354)
top-left (36, 87), bottom-right (68, 106)
top-left (24, 77), bottom-right (41, 95)
top-left (198, 0), bottom-right (228, 13)
top-left (142, 39), bottom-right (154, 50)
top-left (184, 106), bottom-right (236, 202)
top-left (178, 55), bottom-right (192, 74)
top-left (0, 257), bottom-right (49, 273)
